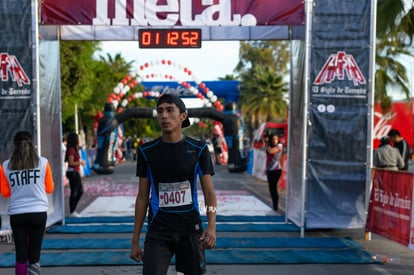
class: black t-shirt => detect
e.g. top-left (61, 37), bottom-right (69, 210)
top-left (394, 139), bottom-right (411, 170)
top-left (136, 136), bottom-right (214, 233)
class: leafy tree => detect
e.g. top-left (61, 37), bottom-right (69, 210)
top-left (123, 97), bottom-right (160, 139)
top-left (82, 52), bottom-right (136, 133)
top-left (218, 74), bottom-right (238, 80)
top-left (375, 0), bottom-right (414, 107)
top-left (60, 42), bottom-right (160, 142)
top-left (239, 65), bottom-right (288, 131)
top-left (60, 41), bottom-right (100, 133)
top-left (235, 41), bottom-right (290, 76)
top-left (376, 0), bottom-right (413, 39)
top-left (235, 41), bottom-right (290, 136)
top-left (182, 118), bottom-right (215, 140)
top-left (375, 38), bottom-right (411, 108)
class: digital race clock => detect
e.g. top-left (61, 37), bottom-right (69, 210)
top-left (138, 29), bottom-right (202, 49)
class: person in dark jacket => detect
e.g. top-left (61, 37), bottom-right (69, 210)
top-left (388, 129), bottom-right (411, 170)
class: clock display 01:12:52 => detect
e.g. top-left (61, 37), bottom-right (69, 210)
top-left (138, 29), bottom-right (202, 48)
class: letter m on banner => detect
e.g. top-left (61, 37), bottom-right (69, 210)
top-left (0, 53), bottom-right (31, 87)
top-left (314, 51), bottom-right (366, 86)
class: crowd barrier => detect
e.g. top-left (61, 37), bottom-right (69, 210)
top-left (366, 168), bottom-right (414, 250)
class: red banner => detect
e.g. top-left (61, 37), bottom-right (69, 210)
top-left (366, 169), bottom-right (414, 246)
top-left (40, 0), bottom-right (304, 26)
top-left (373, 100), bottom-right (414, 149)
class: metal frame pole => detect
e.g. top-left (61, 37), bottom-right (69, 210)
top-left (365, 0), bottom-right (378, 241)
top-left (299, 0), bottom-right (314, 238)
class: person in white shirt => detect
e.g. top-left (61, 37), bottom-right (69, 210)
top-left (0, 131), bottom-right (55, 275)
top-left (373, 136), bottom-right (404, 171)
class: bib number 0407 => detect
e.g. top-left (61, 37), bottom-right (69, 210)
top-left (158, 181), bottom-right (193, 208)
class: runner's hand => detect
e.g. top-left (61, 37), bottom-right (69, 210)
top-left (130, 243), bottom-right (143, 262)
top-left (201, 227), bottom-right (216, 249)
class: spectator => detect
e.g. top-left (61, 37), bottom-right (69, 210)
top-left (388, 129), bottom-right (411, 170)
top-left (65, 132), bottom-right (85, 217)
top-left (373, 136), bottom-right (404, 171)
top-left (132, 135), bottom-right (139, 161)
top-left (0, 131), bottom-right (55, 275)
top-left (125, 136), bottom-right (133, 161)
top-left (212, 133), bottom-right (223, 165)
top-left (266, 133), bottom-right (283, 211)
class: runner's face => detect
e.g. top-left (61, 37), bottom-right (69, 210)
top-left (157, 103), bottom-right (185, 132)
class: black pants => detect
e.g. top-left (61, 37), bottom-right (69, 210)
top-left (266, 169), bottom-right (282, 211)
top-left (10, 212), bottom-right (47, 264)
top-left (143, 231), bottom-right (206, 275)
top-left (66, 171), bottom-right (84, 213)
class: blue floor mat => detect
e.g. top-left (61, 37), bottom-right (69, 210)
top-left (50, 216), bottom-right (294, 234)
top-left (0, 215), bottom-right (378, 267)
top-left (47, 222), bottom-right (300, 233)
top-left (63, 215), bottom-right (286, 224)
top-left (0, 247), bottom-right (376, 266)
top-left (41, 236), bottom-right (360, 250)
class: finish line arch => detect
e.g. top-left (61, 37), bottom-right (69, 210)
top-left (0, 0), bottom-right (376, 233)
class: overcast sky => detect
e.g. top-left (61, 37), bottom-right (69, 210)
top-left (95, 41), bottom-right (240, 82)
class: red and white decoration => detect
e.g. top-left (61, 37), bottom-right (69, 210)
top-left (105, 59), bottom-right (224, 112)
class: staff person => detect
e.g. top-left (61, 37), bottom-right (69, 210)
top-left (130, 94), bottom-right (217, 275)
top-left (0, 131), bottom-right (55, 275)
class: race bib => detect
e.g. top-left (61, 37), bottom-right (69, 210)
top-left (158, 181), bottom-right (193, 208)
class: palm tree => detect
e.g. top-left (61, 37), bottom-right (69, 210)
top-left (375, 0), bottom-right (414, 107)
top-left (375, 37), bottom-right (411, 108)
top-left (234, 41), bottom-right (290, 137)
top-left (99, 53), bottom-right (135, 76)
top-left (218, 74), bottom-right (238, 80)
top-left (239, 65), bottom-right (288, 131)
